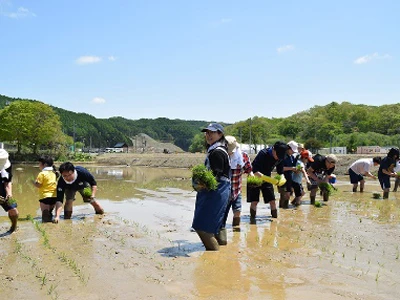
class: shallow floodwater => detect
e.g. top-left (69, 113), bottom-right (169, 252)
top-left (1, 165), bottom-right (400, 299)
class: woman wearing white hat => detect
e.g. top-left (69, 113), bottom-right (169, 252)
top-left (0, 149), bottom-right (19, 233)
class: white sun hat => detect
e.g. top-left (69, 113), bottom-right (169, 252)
top-left (287, 140), bottom-right (298, 153)
top-left (0, 149), bottom-right (11, 169)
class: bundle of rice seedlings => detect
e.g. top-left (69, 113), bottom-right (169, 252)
top-left (296, 164), bottom-right (302, 171)
top-left (314, 200), bottom-right (322, 207)
top-left (318, 182), bottom-right (335, 196)
top-left (1, 197), bottom-right (17, 206)
top-left (82, 187), bottom-right (92, 198)
top-left (191, 164), bottom-right (218, 191)
top-left (247, 176), bottom-right (263, 187)
top-left (274, 174), bottom-right (282, 181)
top-left (372, 192), bottom-right (381, 199)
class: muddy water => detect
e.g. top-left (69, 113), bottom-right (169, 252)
top-left (1, 165), bottom-right (400, 299)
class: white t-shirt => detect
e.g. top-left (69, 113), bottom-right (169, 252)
top-left (349, 158), bottom-right (373, 175)
top-left (394, 161), bottom-right (400, 173)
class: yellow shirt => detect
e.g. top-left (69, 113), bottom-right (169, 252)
top-left (36, 170), bottom-right (57, 199)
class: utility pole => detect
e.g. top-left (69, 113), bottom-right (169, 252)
top-left (249, 118), bottom-right (252, 154)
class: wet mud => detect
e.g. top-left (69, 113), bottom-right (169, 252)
top-left (1, 165), bottom-right (400, 299)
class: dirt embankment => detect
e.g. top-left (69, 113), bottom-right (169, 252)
top-left (94, 152), bottom-right (378, 175)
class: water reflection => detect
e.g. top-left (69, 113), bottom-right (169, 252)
top-left (0, 164), bottom-right (192, 219)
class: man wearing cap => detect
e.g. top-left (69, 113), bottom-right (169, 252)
top-left (279, 140), bottom-right (298, 209)
top-left (192, 123), bottom-right (231, 250)
top-left (223, 135), bottom-right (253, 227)
top-left (307, 153), bottom-right (338, 203)
top-left (0, 149), bottom-right (19, 233)
top-left (247, 141), bottom-right (288, 219)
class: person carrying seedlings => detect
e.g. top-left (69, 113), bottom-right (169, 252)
top-left (248, 141), bottom-right (288, 219)
top-left (57, 162), bottom-right (104, 219)
top-left (291, 150), bottom-right (313, 206)
top-left (279, 140), bottom-right (298, 209)
top-left (192, 123), bottom-right (231, 251)
top-left (348, 156), bottom-right (381, 193)
top-left (307, 153), bottom-right (338, 204)
top-left (0, 149), bottom-right (19, 234)
top-left (378, 148), bottom-right (399, 199)
top-left (223, 135), bottom-right (253, 228)
top-left (33, 156), bottom-right (63, 223)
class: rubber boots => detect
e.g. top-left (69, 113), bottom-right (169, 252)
top-left (42, 209), bottom-right (52, 223)
top-left (8, 214), bottom-right (18, 233)
top-left (323, 191), bottom-right (329, 202)
top-left (393, 179), bottom-right (399, 192)
top-left (64, 210), bottom-right (72, 219)
top-left (250, 207), bottom-right (256, 218)
top-left (91, 201), bottom-right (105, 214)
top-left (215, 228), bottom-right (227, 245)
top-left (196, 230), bottom-right (220, 251)
top-left (310, 196), bottom-right (316, 205)
top-left (232, 217), bottom-right (241, 227)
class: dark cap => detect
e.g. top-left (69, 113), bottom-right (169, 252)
top-left (201, 123), bottom-right (224, 134)
top-left (273, 141), bottom-right (289, 160)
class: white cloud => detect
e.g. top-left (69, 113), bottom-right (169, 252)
top-left (354, 52), bottom-right (392, 64)
top-left (108, 56), bottom-right (117, 61)
top-left (2, 6), bottom-right (36, 18)
top-left (277, 44), bottom-right (294, 53)
top-left (91, 97), bottom-right (106, 104)
top-left (75, 56), bottom-right (102, 65)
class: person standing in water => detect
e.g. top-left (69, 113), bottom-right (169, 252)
top-left (192, 123), bottom-right (231, 251)
top-left (57, 162), bottom-right (104, 219)
top-left (33, 156), bottom-right (63, 223)
top-left (0, 149), bottom-right (19, 234)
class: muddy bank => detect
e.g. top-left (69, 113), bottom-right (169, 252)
top-left (94, 152), bottom-right (378, 175)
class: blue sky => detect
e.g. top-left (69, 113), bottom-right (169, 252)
top-left (1, 0), bottom-right (399, 123)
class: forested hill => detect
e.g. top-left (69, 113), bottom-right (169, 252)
top-left (0, 94), bottom-right (214, 151)
top-left (2, 94), bottom-right (400, 152)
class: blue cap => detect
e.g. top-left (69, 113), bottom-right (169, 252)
top-left (201, 123), bottom-right (224, 134)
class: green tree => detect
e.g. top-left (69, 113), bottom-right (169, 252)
top-left (0, 101), bottom-right (65, 154)
top-left (189, 133), bottom-right (206, 153)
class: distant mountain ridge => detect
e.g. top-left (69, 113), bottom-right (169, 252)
top-left (0, 94), bottom-right (222, 151)
top-left (3, 94), bottom-right (400, 153)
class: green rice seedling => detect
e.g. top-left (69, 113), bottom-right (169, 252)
top-left (296, 164), bottom-right (302, 171)
top-left (372, 192), bottom-right (381, 199)
top-left (314, 200), bottom-right (322, 207)
top-left (246, 176), bottom-right (263, 187)
top-left (191, 164), bottom-right (218, 191)
top-left (82, 187), bottom-right (92, 198)
top-left (274, 174), bottom-right (282, 181)
top-left (318, 182), bottom-right (335, 196)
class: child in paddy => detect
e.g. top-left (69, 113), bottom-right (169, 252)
top-left (291, 150), bottom-right (312, 206)
top-left (33, 156), bottom-right (62, 223)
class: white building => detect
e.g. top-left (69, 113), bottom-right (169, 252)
top-left (357, 146), bottom-right (388, 154)
top-left (238, 143), bottom-right (268, 154)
